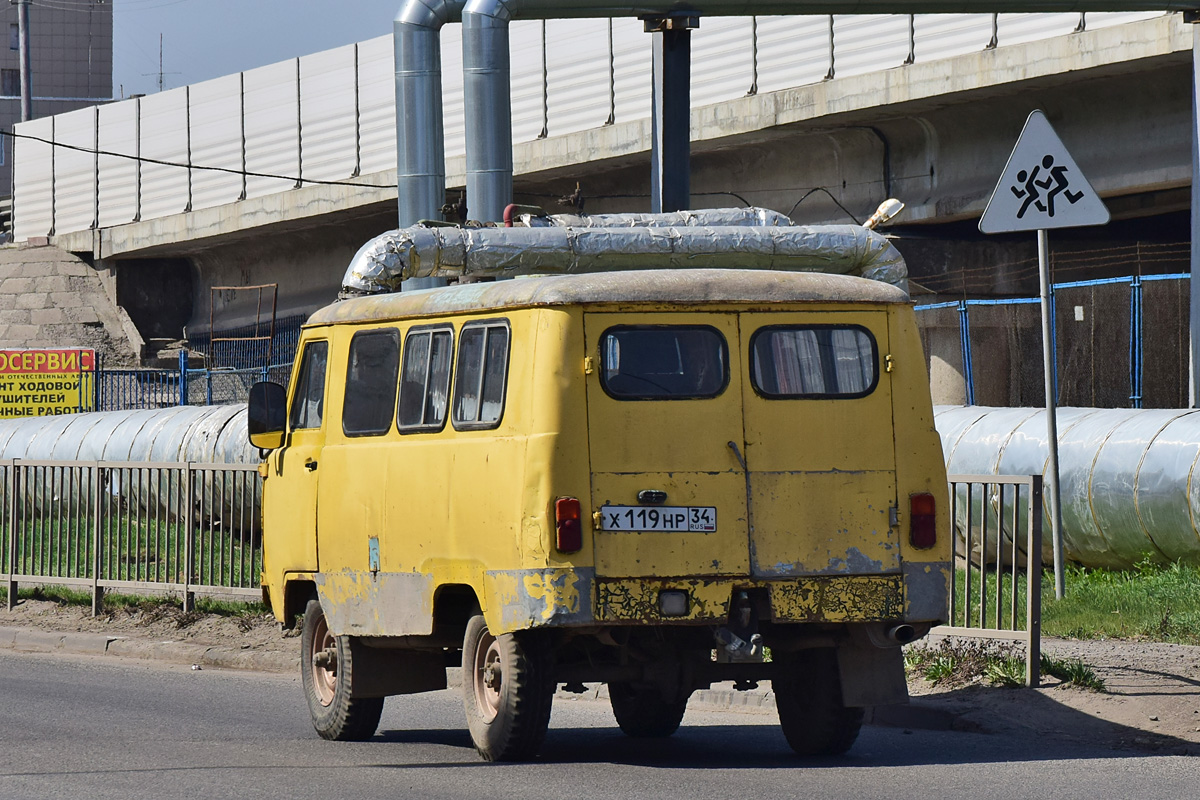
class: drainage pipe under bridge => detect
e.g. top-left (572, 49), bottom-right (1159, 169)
top-left (936, 405), bottom-right (1200, 570)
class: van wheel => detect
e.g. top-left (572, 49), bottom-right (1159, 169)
top-left (461, 613), bottom-right (554, 761)
top-left (300, 599), bottom-right (384, 741)
top-left (609, 682), bottom-right (689, 738)
top-left (773, 647), bottom-right (863, 756)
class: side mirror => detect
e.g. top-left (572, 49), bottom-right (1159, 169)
top-left (248, 381), bottom-right (287, 450)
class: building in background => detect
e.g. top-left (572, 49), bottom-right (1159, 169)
top-left (0, 0), bottom-right (112, 197)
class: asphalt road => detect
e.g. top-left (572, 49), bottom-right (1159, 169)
top-left (1, 650), bottom-right (1196, 800)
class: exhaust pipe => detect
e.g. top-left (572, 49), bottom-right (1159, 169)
top-left (886, 624), bottom-right (917, 645)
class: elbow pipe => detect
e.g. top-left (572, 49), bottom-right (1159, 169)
top-left (463, 0), bottom-right (514, 223)
top-left (394, 0), bottom-right (466, 227)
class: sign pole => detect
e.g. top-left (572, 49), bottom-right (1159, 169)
top-left (1037, 228), bottom-right (1065, 600)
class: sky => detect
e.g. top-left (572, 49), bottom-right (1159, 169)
top-left (112, 0), bottom-right (401, 98)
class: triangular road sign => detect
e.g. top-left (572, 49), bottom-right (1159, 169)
top-left (979, 110), bottom-right (1109, 234)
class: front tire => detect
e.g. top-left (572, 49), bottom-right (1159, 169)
top-left (461, 613), bottom-right (554, 761)
top-left (300, 598), bottom-right (384, 741)
top-left (773, 647), bottom-right (863, 756)
top-left (609, 682), bottom-right (689, 738)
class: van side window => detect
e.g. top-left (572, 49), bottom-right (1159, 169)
top-left (750, 326), bottom-right (878, 398)
top-left (453, 321), bottom-right (510, 429)
top-left (289, 340), bottom-right (329, 430)
top-left (600, 326), bottom-right (728, 400)
top-left (343, 329), bottom-right (401, 436)
top-left (398, 327), bottom-right (453, 432)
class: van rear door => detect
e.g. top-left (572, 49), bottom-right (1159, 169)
top-left (584, 313), bottom-right (750, 578)
top-left (739, 311), bottom-right (899, 578)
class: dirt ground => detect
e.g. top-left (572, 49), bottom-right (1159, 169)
top-left (3, 597), bottom-right (1199, 755)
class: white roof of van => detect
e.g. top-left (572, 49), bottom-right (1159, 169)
top-left (307, 268), bottom-right (908, 327)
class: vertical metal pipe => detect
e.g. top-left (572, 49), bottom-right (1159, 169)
top-left (1039, 228), bottom-right (1066, 600)
top-left (1010, 483), bottom-right (1019, 627)
top-left (905, 14), bottom-right (915, 65)
top-left (464, 0), bottom-right (514, 223)
top-left (649, 17), bottom-right (692, 214)
top-left (395, 1), bottom-right (462, 227)
top-left (16, 0), bottom-right (31, 122)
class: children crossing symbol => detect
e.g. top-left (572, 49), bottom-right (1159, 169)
top-left (979, 110), bottom-right (1109, 234)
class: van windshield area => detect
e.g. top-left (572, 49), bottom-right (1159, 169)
top-left (601, 326), bottom-right (727, 399)
top-left (750, 326), bottom-right (877, 398)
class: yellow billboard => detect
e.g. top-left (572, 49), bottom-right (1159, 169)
top-left (0, 349), bottom-right (96, 418)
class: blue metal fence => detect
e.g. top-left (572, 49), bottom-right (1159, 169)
top-left (916, 272), bottom-right (1188, 409)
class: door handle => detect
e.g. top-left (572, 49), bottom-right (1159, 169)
top-left (304, 458), bottom-right (318, 472)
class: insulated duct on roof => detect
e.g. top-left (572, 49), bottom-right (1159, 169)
top-left (339, 220), bottom-right (908, 295)
top-left (519, 207), bottom-right (797, 228)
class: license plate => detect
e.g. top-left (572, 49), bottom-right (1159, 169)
top-left (599, 505), bottom-right (716, 532)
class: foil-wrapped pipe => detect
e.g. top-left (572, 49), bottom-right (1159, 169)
top-left (0, 406), bottom-right (257, 530)
top-left (340, 221), bottom-right (908, 296)
top-left (518, 207), bottom-right (797, 228)
top-left (936, 405), bottom-right (1200, 569)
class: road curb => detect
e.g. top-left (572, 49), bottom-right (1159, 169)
top-left (0, 625), bottom-right (957, 731)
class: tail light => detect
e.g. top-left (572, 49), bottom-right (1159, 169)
top-left (555, 497), bottom-right (583, 554)
top-left (910, 493), bottom-right (936, 549)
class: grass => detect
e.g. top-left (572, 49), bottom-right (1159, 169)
top-left (904, 639), bottom-right (1106, 692)
top-left (1041, 558), bottom-right (1200, 646)
top-left (0, 512), bottom-right (261, 590)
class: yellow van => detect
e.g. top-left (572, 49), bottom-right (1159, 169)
top-left (248, 267), bottom-right (950, 761)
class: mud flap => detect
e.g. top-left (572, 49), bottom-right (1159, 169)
top-left (837, 643), bottom-right (908, 707)
top-left (347, 640), bottom-right (448, 698)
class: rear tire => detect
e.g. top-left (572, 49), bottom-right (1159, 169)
top-left (461, 613), bottom-right (555, 762)
top-left (609, 682), bottom-right (689, 738)
top-left (773, 647), bottom-right (863, 756)
top-left (300, 599), bottom-right (384, 741)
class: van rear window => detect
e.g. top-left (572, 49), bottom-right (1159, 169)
top-left (600, 326), bottom-right (728, 400)
top-left (750, 326), bottom-right (877, 398)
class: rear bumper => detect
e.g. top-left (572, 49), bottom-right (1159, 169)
top-left (596, 564), bottom-right (950, 625)
top-left (483, 562), bottom-right (950, 634)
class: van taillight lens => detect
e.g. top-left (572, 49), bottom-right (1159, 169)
top-left (910, 493), bottom-right (936, 549)
top-left (555, 497), bottom-right (582, 554)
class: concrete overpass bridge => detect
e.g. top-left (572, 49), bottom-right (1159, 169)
top-left (11, 10), bottom-right (1193, 380)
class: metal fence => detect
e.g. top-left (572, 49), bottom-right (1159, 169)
top-left (2, 459), bottom-right (262, 613)
top-left (932, 474), bottom-right (1043, 687)
top-left (916, 272), bottom-right (1189, 410)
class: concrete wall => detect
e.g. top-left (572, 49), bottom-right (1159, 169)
top-left (0, 244), bottom-right (138, 364)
